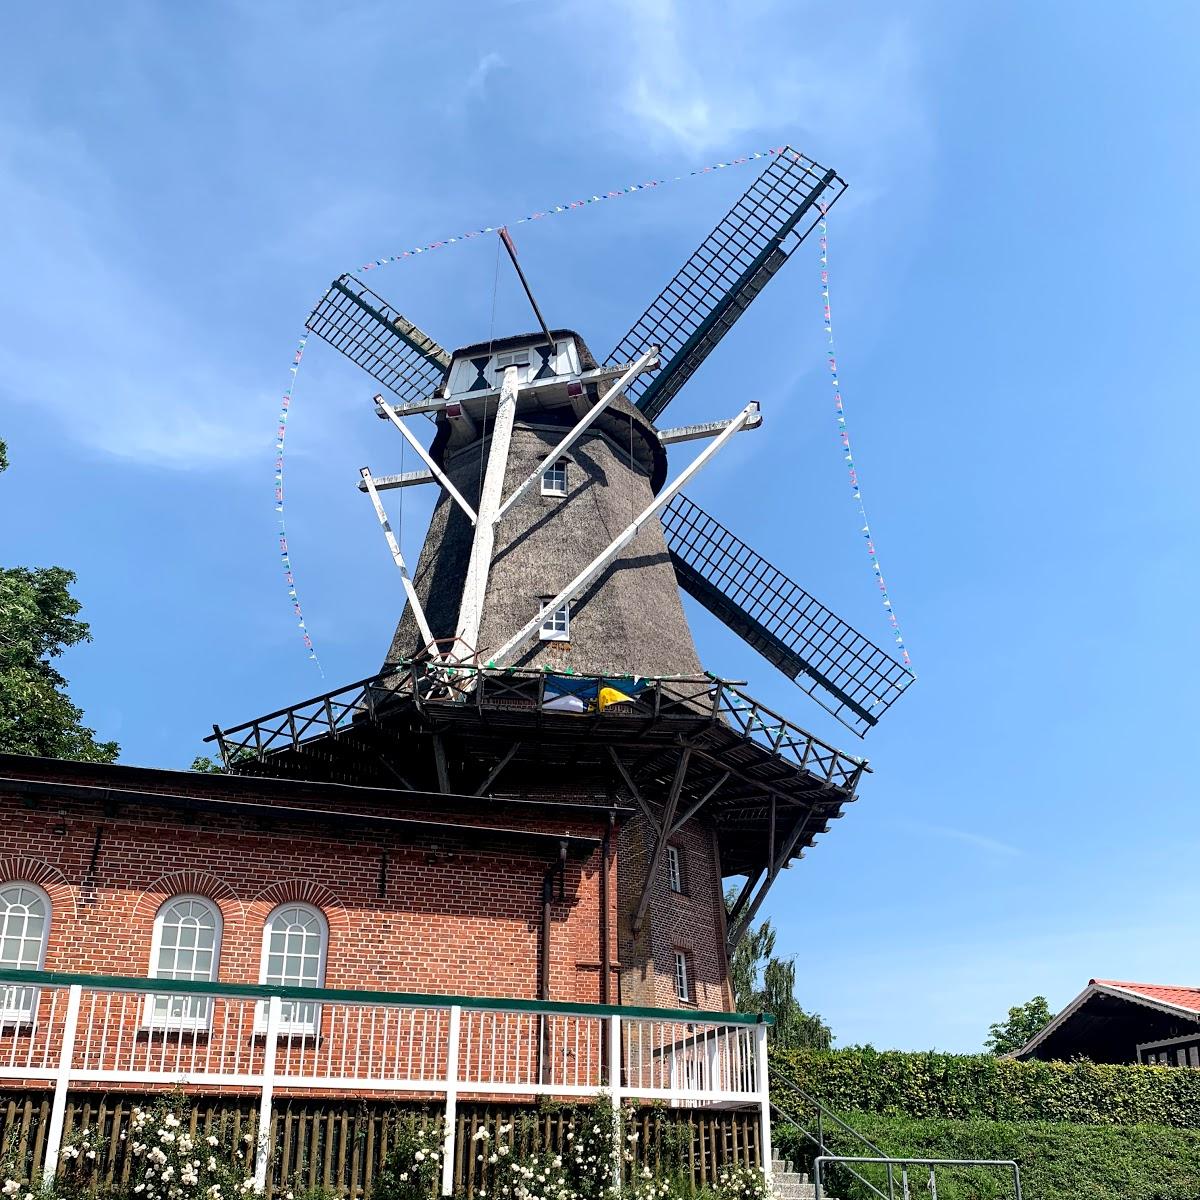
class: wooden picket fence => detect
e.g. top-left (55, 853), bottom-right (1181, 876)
top-left (0, 1092), bottom-right (760, 1197)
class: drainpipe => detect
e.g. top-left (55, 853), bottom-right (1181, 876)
top-left (600, 812), bottom-right (613, 1005)
top-left (538, 842), bottom-right (568, 1082)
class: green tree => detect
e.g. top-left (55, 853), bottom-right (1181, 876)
top-left (0, 439), bottom-right (119, 763)
top-left (727, 891), bottom-right (833, 1050)
top-left (190, 755), bottom-right (224, 772)
top-left (985, 995), bottom-right (1054, 1055)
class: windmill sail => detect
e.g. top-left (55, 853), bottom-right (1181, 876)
top-left (662, 494), bottom-right (911, 736)
top-left (607, 147), bottom-right (846, 424)
top-left (306, 274), bottom-right (451, 405)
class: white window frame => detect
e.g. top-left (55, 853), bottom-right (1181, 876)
top-left (492, 350), bottom-right (532, 385)
top-left (541, 458), bottom-right (569, 497)
top-left (0, 881), bottom-right (51, 1026)
top-left (667, 845), bottom-right (684, 894)
top-left (539, 598), bottom-right (570, 642)
top-left (143, 894), bottom-right (222, 1032)
top-left (255, 902), bottom-right (329, 1036)
top-left (674, 950), bottom-right (691, 1004)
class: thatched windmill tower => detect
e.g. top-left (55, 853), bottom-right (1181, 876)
top-left (211, 147), bottom-right (911, 1010)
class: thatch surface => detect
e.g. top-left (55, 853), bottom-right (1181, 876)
top-left (385, 415), bottom-right (702, 678)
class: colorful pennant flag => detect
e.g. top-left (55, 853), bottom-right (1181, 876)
top-left (818, 205), bottom-right (914, 672)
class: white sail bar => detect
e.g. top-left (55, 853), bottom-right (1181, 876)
top-left (355, 468), bottom-right (435, 492)
top-left (360, 468), bottom-right (438, 651)
top-left (454, 364), bottom-right (521, 656)
top-left (490, 401), bottom-right (761, 667)
top-left (494, 347), bottom-right (658, 524)
top-left (376, 395), bottom-right (478, 525)
top-left (658, 410), bottom-right (764, 445)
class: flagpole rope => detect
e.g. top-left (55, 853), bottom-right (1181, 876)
top-left (818, 203), bottom-right (914, 672)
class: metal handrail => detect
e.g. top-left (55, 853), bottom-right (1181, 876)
top-left (814, 1156), bottom-right (1023, 1200)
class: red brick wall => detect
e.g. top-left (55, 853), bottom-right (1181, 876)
top-left (617, 814), bottom-right (733, 1012)
top-left (0, 783), bottom-right (612, 1006)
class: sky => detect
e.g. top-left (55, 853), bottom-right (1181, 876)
top-left (2, 1), bottom-right (1198, 1053)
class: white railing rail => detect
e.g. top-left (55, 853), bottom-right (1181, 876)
top-left (0, 969), bottom-right (773, 1194)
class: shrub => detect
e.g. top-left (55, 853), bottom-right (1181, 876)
top-left (772, 1047), bottom-right (1200, 1127)
top-left (775, 1112), bottom-right (1200, 1200)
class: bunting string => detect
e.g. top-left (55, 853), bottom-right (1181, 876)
top-left (276, 145), bottom-right (786, 668)
top-left (818, 204), bottom-right (914, 671)
top-left (275, 331), bottom-right (323, 674)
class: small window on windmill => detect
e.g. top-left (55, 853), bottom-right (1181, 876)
top-left (673, 950), bottom-right (691, 1003)
top-left (539, 598), bottom-right (570, 642)
top-left (493, 350), bottom-right (532, 385)
top-left (667, 844), bottom-right (685, 894)
top-left (541, 458), bottom-right (569, 497)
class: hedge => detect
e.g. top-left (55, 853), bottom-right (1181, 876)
top-left (775, 1112), bottom-right (1200, 1200)
top-left (771, 1047), bottom-right (1200, 1128)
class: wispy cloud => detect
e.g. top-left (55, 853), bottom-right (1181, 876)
top-left (907, 822), bottom-right (1025, 858)
top-left (466, 52), bottom-right (506, 99)
top-left (567, 0), bottom-right (928, 176)
top-left (0, 124), bottom-right (265, 469)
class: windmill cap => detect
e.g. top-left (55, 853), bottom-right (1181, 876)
top-left (446, 329), bottom-right (600, 373)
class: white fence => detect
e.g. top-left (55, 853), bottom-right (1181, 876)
top-left (0, 969), bottom-right (771, 1194)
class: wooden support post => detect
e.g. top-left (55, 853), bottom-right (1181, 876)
top-left (755, 1022), bottom-right (773, 1187)
top-left (632, 749), bottom-right (691, 934)
top-left (455, 364), bottom-right (519, 654)
top-left (491, 403), bottom-right (759, 667)
top-left (360, 468), bottom-right (438, 652)
top-left (376, 397), bottom-right (478, 524)
top-left (42, 984), bottom-right (81, 1188)
top-left (254, 996), bottom-right (282, 1193)
top-left (442, 1006), bottom-right (461, 1197)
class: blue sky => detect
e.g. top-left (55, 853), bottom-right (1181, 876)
top-left (2, 2), bottom-right (1198, 1051)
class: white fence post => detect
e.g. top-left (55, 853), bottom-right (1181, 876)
top-left (41, 984), bottom-right (82, 1188)
top-left (254, 996), bottom-right (282, 1193)
top-left (608, 1013), bottom-right (622, 1194)
top-left (754, 1022), bottom-right (772, 1186)
top-left (442, 1005), bottom-right (461, 1197)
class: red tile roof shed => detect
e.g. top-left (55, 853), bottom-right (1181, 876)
top-left (1091, 980), bottom-right (1200, 1014)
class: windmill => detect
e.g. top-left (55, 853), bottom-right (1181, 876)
top-left (210, 147), bottom-right (907, 1001)
top-left (309, 146), bottom-right (911, 737)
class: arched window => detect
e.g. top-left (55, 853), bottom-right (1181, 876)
top-left (0, 883), bottom-right (50, 1024)
top-left (258, 903), bottom-right (327, 1033)
top-left (145, 895), bottom-right (221, 1030)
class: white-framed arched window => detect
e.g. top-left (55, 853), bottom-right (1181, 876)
top-left (0, 882), bottom-right (51, 1025)
top-left (257, 903), bottom-right (328, 1034)
top-left (144, 895), bottom-right (222, 1030)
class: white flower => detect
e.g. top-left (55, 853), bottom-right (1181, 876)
top-left (398, 1174), bottom-right (409, 1183)
top-left (414, 1150), bottom-right (426, 1162)
top-left (474, 1129), bottom-right (490, 1141)
top-left (159, 1131), bottom-right (176, 1145)
top-left (3, 1181), bottom-right (20, 1197)
top-left (243, 1133), bottom-right (253, 1144)
top-left (208, 1158), bottom-right (218, 1171)
top-left (85, 1150), bottom-right (97, 1161)
top-left (134, 1186), bottom-right (145, 1194)
top-left (206, 1136), bottom-right (219, 1148)
top-left (22, 1192), bottom-right (33, 1200)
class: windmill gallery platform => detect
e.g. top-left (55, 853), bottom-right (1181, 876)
top-left (0, 148), bottom-right (916, 1195)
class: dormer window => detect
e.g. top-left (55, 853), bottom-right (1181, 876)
top-left (539, 598), bottom-right (570, 642)
top-left (541, 458), bottom-right (569, 497)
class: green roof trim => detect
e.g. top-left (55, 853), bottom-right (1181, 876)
top-left (0, 967), bottom-right (773, 1026)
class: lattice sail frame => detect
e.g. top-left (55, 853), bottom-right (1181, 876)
top-left (662, 494), bottom-right (912, 735)
top-left (306, 275), bottom-right (450, 406)
top-left (608, 148), bottom-right (846, 423)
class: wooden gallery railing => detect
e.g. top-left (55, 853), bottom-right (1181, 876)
top-left (0, 970), bottom-right (772, 1194)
